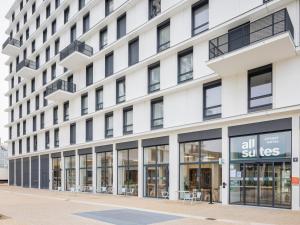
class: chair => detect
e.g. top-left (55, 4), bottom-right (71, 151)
top-left (57, 186), bottom-right (62, 192)
top-left (192, 192), bottom-right (202, 203)
top-left (101, 187), bottom-right (107, 193)
top-left (161, 191), bottom-right (169, 199)
top-left (183, 192), bottom-right (193, 203)
top-left (126, 188), bottom-right (134, 196)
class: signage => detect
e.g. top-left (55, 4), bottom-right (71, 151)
top-left (292, 177), bottom-right (300, 185)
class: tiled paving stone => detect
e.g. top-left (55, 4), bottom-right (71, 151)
top-left (75, 209), bottom-right (182, 225)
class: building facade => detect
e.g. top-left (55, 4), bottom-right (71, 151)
top-left (0, 145), bottom-right (8, 183)
top-left (3, 0), bottom-right (300, 210)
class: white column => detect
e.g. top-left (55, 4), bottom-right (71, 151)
top-left (49, 156), bottom-right (52, 190)
top-left (292, 115), bottom-right (300, 210)
top-left (61, 155), bottom-right (65, 191)
top-left (92, 148), bottom-right (97, 193)
top-left (112, 144), bottom-right (118, 195)
top-left (138, 140), bottom-right (143, 198)
top-left (169, 133), bottom-right (179, 200)
top-left (75, 150), bottom-right (79, 189)
top-left (221, 126), bottom-right (229, 205)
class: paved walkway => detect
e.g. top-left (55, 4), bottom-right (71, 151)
top-left (0, 185), bottom-right (299, 225)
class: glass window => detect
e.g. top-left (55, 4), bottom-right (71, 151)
top-left (117, 14), bottom-right (126, 39)
top-left (151, 98), bottom-right (163, 129)
top-left (203, 80), bottom-right (221, 119)
top-left (105, 113), bottom-right (113, 138)
top-left (40, 112), bottom-right (44, 129)
top-left (81, 94), bottom-right (88, 115)
top-left (52, 19), bottom-right (57, 35)
top-left (192, 1), bottom-right (209, 35)
top-left (116, 77), bottom-right (125, 103)
top-left (178, 48), bottom-right (193, 83)
top-left (54, 129), bottom-right (59, 147)
top-left (45, 131), bottom-right (50, 149)
top-left (79, 154), bottom-right (92, 191)
top-left (100, 27), bottom-right (108, 50)
top-left (64, 7), bottom-right (70, 24)
top-left (32, 116), bottom-right (36, 132)
top-left (149, 0), bottom-right (161, 19)
top-left (55, 38), bottom-right (60, 55)
top-left (230, 135), bottom-right (257, 160)
top-left (95, 87), bottom-right (103, 110)
top-left (52, 157), bottom-right (61, 190)
top-left (157, 20), bottom-right (170, 52)
top-left (148, 62), bottom-right (160, 93)
top-left (79, 0), bottom-right (85, 10)
top-left (43, 29), bottom-right (47, 43)
top-left (45, 47), bottom-right (50, 62)
top-left (36, 16), bottom-right (40, 29)
top-left (201, 139), bottom-right (222, 162)
top-left (70, 25), bottom-right (77, 43)
top-left (55, 0), bottom-right (60, 9)
top-left (53, 106), bottom-right (58, 125)
top-left (86, 119), bottom-right (93, 141)
top-left (128, 38), bottom-right (139, 66)
top-left (123, 107), bottom-right (133, 135)
top-left (65, 156), bottom-right (76, 191)
top-left (46, 4), bottom-right (51, 18)
top-left (105, 0), bottom-right (113, 16)
top-left (35, 95), bottom-right (39, 110)
top-left (70, 123), bottom-right (76, 144)
top-left (105, 52), bottom-right (113, 77)
top-left (97, 151), bottom-right (113, 193)
top-left (86, 63), bottom-right (93, 86)
top-left (248, 65), bottom-right (272, 111)
top-left (63, 101), bottom-right (69, 121)
top-left (83, 13), bottom-right (90, 33)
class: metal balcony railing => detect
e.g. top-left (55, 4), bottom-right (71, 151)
top-left (16, 59), bottom-right (38, 72)
top-left (60, 40), bottom-right (93, 61)
top-left (45, 79), bottom-right (76, 96)
top-left (2, 37), bottom-right (21, 50)
top-left (209, 9), bottom-right (294, 60)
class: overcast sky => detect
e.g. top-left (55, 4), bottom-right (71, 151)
top-left (0, 2), bottom-right (12, 145)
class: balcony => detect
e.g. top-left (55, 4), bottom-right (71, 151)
top-left (2, 37), bottom-right (20, 56)
top-left (207, 9), bottom-right (295, 76)
top-left (59, 40), bottom-right (93, 71)
top-left (16, 59), bottom-right (38, 79)
top-left (45, 79), bottom-right (76, 103)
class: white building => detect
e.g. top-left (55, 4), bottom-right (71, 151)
top-left (3, 0), bottom-right (300, 210)
top-left (0, 144), bottom-right (8, 183)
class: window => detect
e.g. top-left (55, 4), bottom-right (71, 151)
top-left (96, 151), bottom-right (113, 193)
top-left (52, 19), bottom-right (57, 35)
top-left (23, 120), bottom-right (26, 135)
top-left (149, 0), bottom-right (161, 19)
top-left (248, 64), bottom-right (272, 111)
top-left (123, 107), bottom-right (133, 135)
top-left (55, 38), bottom-right (60, 55)
top-left (11, 77), bottom-right (14, 89)
top-left (64, 7), bottom-right (70, 24)
top-left (203, 80), bottom-right (222, 119)
top-left (178, 47), bottom-right (193, 83)
top-left (54, 129), bottom-right (59, 147)
top-left (63, 101), bottom-right (69, 121)
top-left (12, 142), bottom-right (15, 156)
top-left (9, 127), bottom-right (12, 140)
top-left (43, 91), bottom-right (48, 107)
top-left (26, 137), bottom-right (30, 153)
top-left (32, 40), bottom-right (35, 53)
top-left (192, 0), bottom-right (209, 36)
top-left (51, 63), bottom-right (56, 80)
top-left (27, 100), bottom-right (30, 114)
top-left (17, 123), bottom-right (20, 137)
top-left (53, 106), bottom-right (58, 125)
top-left (43, 28), bottom-right (47, 43)
top-left (20, 35), bottom-right (23, 46)
top-left (9, 63), bottom-right (12, 73)
top-left (116, 77), bottom-right (125, 103)
top-left (16, 90), bottom-right (19, 102)
top-left (46, 4), bottom-right (51, 18)
top-left (95, 87), bottom-right (103, 110)
top-left (20, 1), bottom-right (23, 10)
top-left (86, 119), bottom-right (93, 141)
top-left (157, 20), bottom-right (170, 52)
top-left (105, 113), bottom-right (113, 138)
top-left (86, 63), bottom-right (93, 86)
top-left (40, 112), bottom-right (44, 129)
top-left (99, 27), bottom-right (108, 50)
top-left (45, 46), bottom-right (50, 62)
top-left (81, 94), bottom-right (88, 115)
top-left (128, 38), bottom-right (139, 66)
top-left (32, 2), bottom-right (36, 14)
top-left (26, 28), bottom-right (29, 40)
top-left (12, 12), bottom-right (15, 22)
top-left (9, 95), bottom-right (12, 106)
top-left (105, 52), bottom-right (114, 77)
top-left (105, 0), bottom-right (113, 16)
top-left (151, 97), bottom-right (163, 129)
top-left (117, 14), bottom-right (126, 39)
top-left (19, 105), bottom-right (22, 118)
top-left (35, 95), bottom-right (39, 110)
top-left (43, 70), bottom-right (47, 85)
top-left (23, 84), bottom-right (27, 98)
top-left (36, 15), bottom-right (40, 29)
top-left (83, 13), bottom-right (90, 33)
top-left (70, 24), bottom-right (77, 42)
top-left (35, 55), bottom-right (40, 68)
top-left (11, 110), bottom-right (14, 122)
top-left (24, 13), bottom-right (27, 23)
top-left (70, 123), bottom-right (76, 144)
top-left (33, 135), bottom-right (37, 151)
top-left (19, 140), bottom-right (22, 155)
top-left (79, 0), bottom-right (85, 10)
top-left (79, 154), bottom-right (93, 190)
top-left (32, 116), bottom-right (36, 132)
top-left (55, 0), bottom-right (60, 9)
top-left (45, 131), bottom-right (50, 149)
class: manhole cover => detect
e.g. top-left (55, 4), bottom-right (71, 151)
top-left (206, 218), bottom-right (216, 221)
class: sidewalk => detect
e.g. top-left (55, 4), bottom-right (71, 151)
top-left (0, 185), bottom-right (299, 225)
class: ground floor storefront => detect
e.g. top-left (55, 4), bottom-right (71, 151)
top-left (7, 116), bottom-right (300, 210)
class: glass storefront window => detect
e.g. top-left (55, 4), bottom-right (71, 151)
top-left (52, 157), bottom-right (61, 190)
top-left (96, 151), bottom-right (113, 193)
top-left (179, 139), bottom-right (222, 202)
top-left (117, 149), bottom-right (138, 196)
top-left (79, 154), bottom-right (93, 191)
top-left (65, 155), bottom-right (75, 191)
top-left (144, 145), bottom-right (169, 198)
top-left (230, 135), bottom-right (257, 160)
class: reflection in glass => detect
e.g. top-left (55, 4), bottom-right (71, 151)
top-left (52, 157), bottom-right (61, 190)
top-left (65, 156), bottom-right (75, 191)
top-left (79, 154), bottom-right (93, 191)
top-left (96, 151), bottom-right (113, 193)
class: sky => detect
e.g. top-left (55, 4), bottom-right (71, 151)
top-left (0, 2), bottom-right (11, 145)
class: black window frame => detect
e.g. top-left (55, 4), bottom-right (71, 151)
top-left (36, 15), bottom-right (40, 29)
top-left (95, 87), bottom-right (103, 111)
top-left (45, 131), bottom-right (50, 149)
top-left (248, 64), bottom-right (273, 112)
top-left (40, 112), bottom-right (45, 129)
top-left (85, 118), bottom-right (93, 142)
top-left (43, 28), bottom-right (47, 43)
top-left (151, 97), bottom-right (163, 129)
top-left (70, 123), bottom-right (76, 145)
top-left (86, 63), bottom-right (93, 86)
top-left (31, 78), bottom-right (35, 92)
top-left (46, 4), bottom-right (51, 18)
top-left (149, 0), bottom-right (161, 20)
top-left (70, 24), bottom-right (77, 43)
top-left (79, 0), bottom-right (85, 10)
top-left (54, 128), bottom-right (59, 148)
top-left (116, 77), bottom-right (126, 104)
top-left (128, 37), bottom-right (139, 66)
top-left (105, 0), bottom-right (113, 16)
top-left (35, 94), bottom-right (39, 110)
top-left (26, 137), bottom-right (30, 153)
top-left (99, 26), bottom-right (108, 50)
top-left (82, 12), bottom-right (90, 34)
top-left (105, 112), bottom-right (113, 138)
top-left (33, 135), bottom-right (37, 152)
top-left (52, 19), bottom-right (57, 35)
top-left (22, 120), bottom-right (26, 135)
top-left (32, 115), bottom-right (36, 132)
top-left (64, 6), bottom-right (70, 24)
top-left (55, 38), bottom-right (60, 55)
top-left (81, 93), bottom-right (88, 115)
top-left (157, 19), bottom-right (170, 52)
top-left (53, 106), bottom-right (58, 125)
top-left (203, 79), bottom-right (222, 120)
top-left (123, 106), bottom-right (133, 135)
top-left (148, 62), bottom-right (160, 93)
top-left (177, 47), bottom-right (193, 84)
top-left (105, 52), bottom-right (114, 77)
top-left (191, 0), bottom-right (209, 36)
top-left (23, 84), bottom-right (26, 98)
top-left (63, 101), bottom-right (69, 121)
top-left (42, 70), bottom-right (47, 85)
top-left (117, 13), bottom-right (126, 39)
